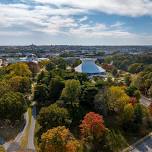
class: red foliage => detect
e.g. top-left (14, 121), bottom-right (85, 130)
top-left (149, 103), bottom-right (152, 115)
top-left (80, 112), bottom-right (106, 140)
top-left (101, 64), bottom-right (113, 71)
top-left (129, 97), bottom-right (137, 106)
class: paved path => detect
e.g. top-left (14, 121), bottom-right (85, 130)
top-left (130, 135), bottom-right (152, 152)
top-left (140, 96), bottom-right (152, 107)
top-left (27, 106), bottom-right (36, 151)
top-left (3, 111), bottom-right (29, 152)
top-left (3, 107), bottom-right (36, 152)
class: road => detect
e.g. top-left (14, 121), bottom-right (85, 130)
top-left (140, 95), bottom-right (152, 107)
top-left (3, 107), bottom-right (36, 152)
top-left (27, 106), bottom-right (36, 151)
top-left (123, 96), bottom-right (152, 152)
top-left (130, 135), bottom-right (152, 152)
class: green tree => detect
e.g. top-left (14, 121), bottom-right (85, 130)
top-left (34, 84), bottom-right (48, 104)
top-left (128, 63), bottom-right (144, 74)
top-left (46, 61), bottom-right (56, 71)
top-left (122, 104), bottom-right (134, 122)
top-left (80, 82), bottom-right (98, 108)
top-left (134, 104), bottom-right (143, 124)
top-left (49, 77), bottom-right (65, 101)
top-left (0, 91), bottom-right (26, 121)
top-left (37, 103), bottom-right (71, 132)
top-left (9, 76), bottom-right (31, 93)
top-left (0, 80), bottom-right (11, 96)
top-left (74, 73), bottom-right (88, 84)
top-left (61, 80), bottom-right (81, 110)
top-left (105, 130), bottom-right (127, 152)
top-left (7, 62), bottom-right (32, 77)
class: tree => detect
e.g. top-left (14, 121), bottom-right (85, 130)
top-left (80, 82), bottom-right (98, 108)
top-left (80, 112), bottom-right (106, 140)
top-left (105, 130), bottom-right (127, 152)
top-left (112, 67), bottom-right (118, 77)
top-left (74, 73), bottom-right (88, 84)
top-left (122, 104), bottom-right (134, 122)
top-left (34, 84), bottom-right (48, 104)
top-left (128, 63), bottom-right (144, 74)
top-left (0, 80), bottom-right (11, 96)
top-left (9, 76), bottom-right (31, 93)
top-left (7, 63), bottom-right (32, 77)
top-left (106, 86), bottom-right (130, 113)
top-left (57, 58), bottom-right (67, 70)
top-left (94, 90), bottom-right (108, 116)
top-left (37, 70), bottom-right (48, 84)
top-left (46, 61), bottom-right (56, 71)
top-left (0, 91), bottom-right (26, 121)
top-left (37, 103), bottom-right (71, 132)
top-left (124, 74), bottom-right (131, 86)
top-left (49, 77), bottom-right (65, 101)
top-left (134, 104), bottom-right (143, 124)
top-left (40, 126), bottom-right (82, 152)
top-left (61, 80), bottom-right (81, 110)
top-left (125, 85), bottom-right (137, 97)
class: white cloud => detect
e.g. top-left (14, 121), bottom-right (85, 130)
top-left (0, 1), bottom-right (152, 45)
top-left (33, 0), bottom-right (152, 17)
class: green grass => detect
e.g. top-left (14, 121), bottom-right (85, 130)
top-left (20, 107), bottom-right (32, 148)
top-left (34, 120), bottom-right (41, 152)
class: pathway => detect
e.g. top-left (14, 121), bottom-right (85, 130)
top-left (27, 106), bottom-right (36, 151)
top-left (140, 95), bottom-right (152, 107)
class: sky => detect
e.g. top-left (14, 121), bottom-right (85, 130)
top-left (0, 0), bottom-right (152, 45)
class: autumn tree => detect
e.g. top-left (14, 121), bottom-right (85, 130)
top-left (9, 76), bottom-right (31, 93)
top-left (122, 103), bottom-right (134, 123)
top-left (7, 62), bottom-right (32, 77)
top-left (80, 112), bottom-right (106, 151)
top-left (106, 86), bottom-right (130, 113)
top-left (80, 112), bottom-right (106, 140)
top-left (40, 126), bottom-right (82, 152)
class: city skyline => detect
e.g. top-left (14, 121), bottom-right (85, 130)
top-left (0, 0), bottom-right (152, 45)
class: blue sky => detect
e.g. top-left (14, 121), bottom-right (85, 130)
top-left (0, 0), bottom-right (152, 45)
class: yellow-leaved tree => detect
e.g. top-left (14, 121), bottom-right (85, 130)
top-left (107, 86), bottom-right (130, 113)
top-left (40, 126), bottom-right (82, 152)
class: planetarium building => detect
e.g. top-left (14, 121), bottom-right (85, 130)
top-left (75, 58), bottom-right (106, 77)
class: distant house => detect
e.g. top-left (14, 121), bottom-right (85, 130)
top-left (75, 58), bottom-right (106, 77)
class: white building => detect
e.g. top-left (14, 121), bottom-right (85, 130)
top-left (75, 58), bottom-right (106, 77)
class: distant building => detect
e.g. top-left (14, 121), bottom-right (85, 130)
top-left (19, 54), bottom-right (48, 63)
top-left (75, 58), bottom-right (106, 77)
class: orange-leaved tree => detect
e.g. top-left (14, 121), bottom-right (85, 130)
top-left (80, 112), bottom-right (106, 140)
top-left (40, 126), bottom-right (82, 152)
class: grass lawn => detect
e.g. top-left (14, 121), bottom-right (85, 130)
top-left (34, 120), bottom-right (41, 152)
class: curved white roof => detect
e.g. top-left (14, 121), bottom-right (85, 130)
top-left (75, 58), bottom-right (105, 74)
